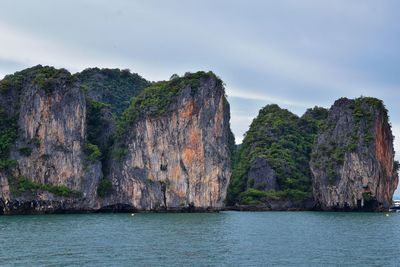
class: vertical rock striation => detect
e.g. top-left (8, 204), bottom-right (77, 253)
top-left (105, 72), bottom-right (232, 211)
top-left (310, 97), bottom-right (398, 211)
top-left (0, 66), bottom-right (102, 213)
top-left (0, 67), bottom-right (232, 214)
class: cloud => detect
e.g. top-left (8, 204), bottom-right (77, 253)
top-left (0, 22), bottom-right (90, 72)
top-left (228, 86), bottom-right (322, 109)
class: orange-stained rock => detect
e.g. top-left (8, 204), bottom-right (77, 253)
top-left (107, 73), bottom-right (232, 211)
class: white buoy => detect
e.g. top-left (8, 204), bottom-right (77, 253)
top-left (131, 213), bottom-right (135, 216)
top-left (385, 214), bottom-right (389, 217)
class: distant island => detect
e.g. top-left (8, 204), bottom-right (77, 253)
top-left (0, 65), bottom-right (398, 214)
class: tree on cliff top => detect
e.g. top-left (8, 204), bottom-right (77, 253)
top-left (76, 68), bottom-right (151, 116)
top-left (226, 105), bottom-right (328, 205)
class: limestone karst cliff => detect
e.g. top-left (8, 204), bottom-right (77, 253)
top-left (0, 65), bottom-right (398, 214)
top-left (226, 105), bottom-right (327, 210)
top-left (227, 105), bottom-right (327, 210)
top-left (227, 98), bottom-right (398, 212)
top-left (0, 66), bottom-right (102, 214)
top-left (310, 97), bottom-right (398, 211)
top-left (0, 66), bottom-right (233, 214)
top-left (103, 72), bottom-right (232, 211)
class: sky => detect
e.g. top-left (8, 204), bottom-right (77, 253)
top-left (0, 1), bottom-right (399, 192)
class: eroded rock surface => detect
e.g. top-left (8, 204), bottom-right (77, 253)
top-left (0, 66), bottom-right (102, 214)
top-left (106, 72), bottom-right (232, 211)
top-left (310, 97), bottom-right (398, 211)
top-left (246, 157), bottom-right (278, 191)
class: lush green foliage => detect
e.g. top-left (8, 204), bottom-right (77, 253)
top-left (354, 97), bottom-right (387, 146)
top-left (355, 96), bottom-right (386, 111)
top-left (352, 96), bottom-right (387, 147)
top-left (32, 66), bottom-right (72, 93)
top-left (85, 143), bottom-right (102, 162)
top-left (0, 65), bottom-right (72, 95)
top-left (8, 176), bottom-right (81, 197)
top-left (117, 71), bottom-right (222, 140)
top-left (0, 72), bottom-right (25, 93)
top-left (86, 98), bottom-right (112, 146)
top-left (0, 108), bottom-right (18, 170)
top-left (227, 105), bottom-right (327, 205)
top-left (80, 69), bottom-right (150, 165)
top-left (76, 68), bottom-right (150, 116)
top-left (97, 178), bottom-right (113, 198)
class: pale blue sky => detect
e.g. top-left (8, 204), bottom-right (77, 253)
top-left (0, 0), bottom-right (399, 193)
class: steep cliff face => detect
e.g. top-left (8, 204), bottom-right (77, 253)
top-left (2, 65), bottom-right (396, 214)
top-left (105, 72), bottom-right (232, 211)
top-left (310, 97), bottom-right (398, 211)
top-left (0, 67), bottom-right (232, 214)
top-left (226, 105), bottom-right (327, 209)
top-left (0, 66), bottom-right (102, 214)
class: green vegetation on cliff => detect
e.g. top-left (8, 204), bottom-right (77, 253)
top-left (116, 71), bottom-right (223, 140)
top-left (353, 96), bottom-right (387, 146)
top-left (0, 65), bottom-right (76, 172)
top-left (76, 68), bottom-right (150, 116)
top-left (97, 178), bottom-right (113, 198)
top-left (86, 99), bottom-right (111, 146)
top-left (227, 105), bottom-right (328, 205)
top-left (311, 97), bottom-right (389, 185)
top-left (0, 108), bottom-right (18, 171)
top-left (85, 143), bottom-right (102, 162)
top-left (0, 65), bottom-right (73, 95)
top-left (8, 176), bottom-right (81, 197)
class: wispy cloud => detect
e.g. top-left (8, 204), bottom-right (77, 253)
top-left (0, 22), bottom-right (90, 72)
top-left (228, 86), bottom-right (323, 109)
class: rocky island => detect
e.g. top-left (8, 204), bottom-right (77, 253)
top-left (0, 65), bottom-right (398, 214)
top-left (310, 97), bottom-right (398, 211)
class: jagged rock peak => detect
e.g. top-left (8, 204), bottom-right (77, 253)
top-left (310, 96), bottom-right (398, 211)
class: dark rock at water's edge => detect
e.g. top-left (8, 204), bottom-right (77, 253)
top-left (226, 197), bottom-right (316, 211)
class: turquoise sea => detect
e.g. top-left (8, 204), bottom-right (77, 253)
top-left (0, 211), bottom-right (399, 266)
